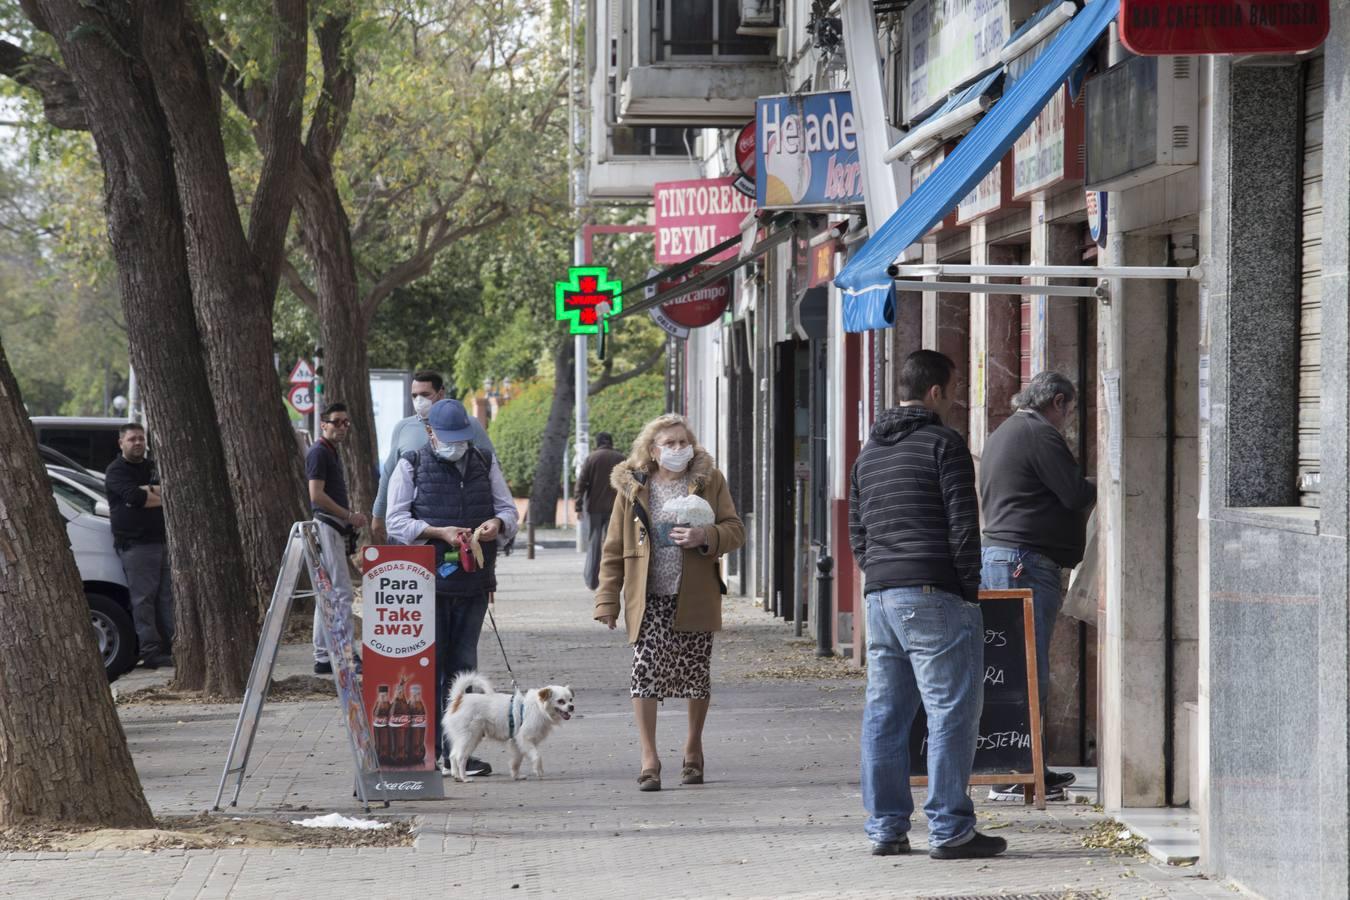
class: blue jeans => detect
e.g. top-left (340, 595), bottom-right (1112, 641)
top-left (861, 587), bottom-right (984, 847)
top-left (981, 547), bottom-right (1063, 714)
top-left (436, 591), bottom-right (490, 759)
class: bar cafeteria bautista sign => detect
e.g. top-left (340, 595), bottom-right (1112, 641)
top-left (1120, 0), bottom-right (1328, 54)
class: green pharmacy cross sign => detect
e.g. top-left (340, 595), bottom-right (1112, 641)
top-left (555, 266), bottom-right (623, 335)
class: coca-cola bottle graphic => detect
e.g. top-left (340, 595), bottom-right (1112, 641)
top-left (389, 680), bottom-right (411, 767)
top-left (407, 684), bottom-right (428, 766)
top-left (372, 685), bottom-right (392, 766)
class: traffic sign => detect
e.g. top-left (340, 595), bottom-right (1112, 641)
top-left (288, 383), bottom-right (315, 414)
top-left (289, 358), bottom-right (315, 384)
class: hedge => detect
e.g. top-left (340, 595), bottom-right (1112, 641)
top-left (488, 369), bottom-right (665, 496)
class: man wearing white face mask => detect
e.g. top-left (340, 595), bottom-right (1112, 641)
top-left (371, 371), bottom-right (494, 544)
top-left (386, 398), bottom-right (517, 777)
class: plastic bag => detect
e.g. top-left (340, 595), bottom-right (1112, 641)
top-left (662, 493), bottom-right (715, 526)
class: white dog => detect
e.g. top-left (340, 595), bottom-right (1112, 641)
top-left (441, 671), bottom-right (575, 782)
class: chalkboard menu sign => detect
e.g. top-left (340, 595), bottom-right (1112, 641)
top-left (908, 589), bottom-right (1046, 808)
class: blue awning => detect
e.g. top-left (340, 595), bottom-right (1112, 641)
top-left (922, 66), bottom-right (1005, 124)
top-left (837, 0), bottom-right (1119, 333)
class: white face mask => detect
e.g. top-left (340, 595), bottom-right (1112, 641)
top-left (658, 445), bottom-right (694, 473)
top-left (412, 396), bottom-right (435, 418)
top-left (434, 441), bottom-right (469, 462)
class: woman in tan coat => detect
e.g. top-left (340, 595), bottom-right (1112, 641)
top-left (594, 414), bottom-right (744, 792)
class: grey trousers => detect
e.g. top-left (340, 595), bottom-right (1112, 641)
top-left (116, 542), bottom-right (175, 657)
top-left (584, 510), bottom-right (610, 591)
top-left (313, 521), bottom-right (355, 663)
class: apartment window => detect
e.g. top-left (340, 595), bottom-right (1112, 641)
top-left (610, 126), bottom-right (699, 157)
top-left (654, 0), bottom-right (776, 61)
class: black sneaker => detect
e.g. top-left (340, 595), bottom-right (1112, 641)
top-left (140, 653), bottom-right (173, 670)
top-left (464, 757), bottom-right (493, 777)
top-left (929, 831), bottom-right (1008, 860)
top-left (870, 838), bottom-right (911, 856)
top-left (988, 783), bottom-right (1067, 802)
top-left (314, 660), bottom-right (333, 675)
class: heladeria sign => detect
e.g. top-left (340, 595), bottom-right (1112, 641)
top-left (360, 544), bottom-right (444, 800)
top-left (755, 91), bottom-right (865, 211)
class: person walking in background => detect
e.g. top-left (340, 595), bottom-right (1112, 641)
top-left (371, 371), bottom-right (493, 544)
top-left (575, 432), bottom-right (625, 590)
top-left (105, 422), bottom-right (174, 669)
top-left (306, 402), bottom-right (365, 675)
top-left (594, 414), bottom-right (744, 793)
top-left (979, 369), bottom-right (1096, 802)
top-left (849, 350), bottom-right (1005, 860)
top-left (386, 398), bottom-right (518, 779)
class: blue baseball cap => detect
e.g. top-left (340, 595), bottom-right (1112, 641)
top-left (427, 399), bottom-right (476, 443)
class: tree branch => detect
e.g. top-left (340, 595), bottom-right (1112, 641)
top-left (589, 344), bottom-right (665, 396)
top-left (247, 0), bottom-right (308, 301)
top-left (305, 12), bottom-right (355, 165)
top-left (357, 201), bottom-right (511, 323)
top-left (280, 258), bottom-right (320, 312)
top-left (0, 40), bottom-right (88, 131)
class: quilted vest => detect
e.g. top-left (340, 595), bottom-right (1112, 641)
top-left (405, 445), bottom-right (499, 596)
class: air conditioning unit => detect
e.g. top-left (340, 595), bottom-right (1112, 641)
top-left (740, 0), bottom-right (779, 29)
top-left (1084, 54), bottom-right (1198, 192)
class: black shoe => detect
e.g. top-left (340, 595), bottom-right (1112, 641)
top-left (314, 660), bottom-right (333, 675)
top-left (464, 757), bottom-right (492, 777)
top-left (870, 838), bottom-right (911, 856)
top-left (140, 653), bottom-right (173, 670)
top-left (989, 776), bottom-right (1070, 802)
top-left (929, 831), bottom-right (1008, 860)
top-left (1047, 770), bottom-right (1077, 790)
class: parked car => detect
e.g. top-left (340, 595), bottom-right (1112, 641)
top-left (39, 442), bottom-right (101, 477)
top-left (49, 465), bottom-right (110, 518)
top-left (53, 492), bottom-right (138, 680)
top-left (30, 416), bottom-right (133, 473)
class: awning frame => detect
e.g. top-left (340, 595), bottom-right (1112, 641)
top-left (889, 263), bottom-right (1206, 305)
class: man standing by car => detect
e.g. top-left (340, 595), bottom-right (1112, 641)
top-left (979, 369), bottom-right (1097, 802)
top-left (105, 422), bottom-right (174, 669)
top-left (386, 398), bottom-right (518, 779)
top-left (307, 402), bottom-right (366, 675)
top-left (371, 371), bottom-right (494, 544)
top-left (850, 350), bottom-right (1005, 860)
top-left (574, 432), bottom-right (624, 590)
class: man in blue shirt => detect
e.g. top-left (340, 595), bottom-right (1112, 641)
top-left (306, 402), bottom-right (365, 674)
top-left (371, 371), bottom-right (493, 544)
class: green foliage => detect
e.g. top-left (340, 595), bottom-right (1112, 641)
top-left (488, 369), bottom-right (664, 496)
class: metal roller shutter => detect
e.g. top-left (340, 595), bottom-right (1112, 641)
top-left (1298, 55), bottom-right (1324, 506)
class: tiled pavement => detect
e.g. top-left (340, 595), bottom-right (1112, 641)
top-left (1, 547), bottom-right (1242, 899)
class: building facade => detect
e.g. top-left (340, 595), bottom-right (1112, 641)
top-left (584, 0), bottom-right (1347, 894)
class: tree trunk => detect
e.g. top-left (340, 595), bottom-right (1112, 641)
top-left (139, 4), bottom-right (309, 616)
top-left (36, 0), bottom-right (258, 696)
top-left (527, 338), bottom-right (576, 528)
top-left (0, 338), bottom-right (155, 828)
top-left (296, 153), bottom-right (379, 521)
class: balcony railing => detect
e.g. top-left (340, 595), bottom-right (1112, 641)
top-left (649, 0), bottom-right (777, 62)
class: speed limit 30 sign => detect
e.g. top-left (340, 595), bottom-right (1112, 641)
top-left (288, 383), bottom-right (315, 414)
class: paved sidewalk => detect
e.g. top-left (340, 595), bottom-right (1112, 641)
top-left (3, 548), bottom-right (1237, 899)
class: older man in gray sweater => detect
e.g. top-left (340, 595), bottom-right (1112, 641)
top-left (979, 369), bottom-right (1096, 802)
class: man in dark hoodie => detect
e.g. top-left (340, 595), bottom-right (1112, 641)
top-left (979, 369), bottom-right (1096, 802)
top-left (850, 350), bottom-right (1004, 860)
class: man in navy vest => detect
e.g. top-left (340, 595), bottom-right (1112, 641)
top-left (386, 399), bottom-right (518, 777)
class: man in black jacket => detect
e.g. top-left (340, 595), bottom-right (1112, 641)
top-left (850, 350), bottom-right (1005, 860)
top-left (979, 369), bottom-right (1096, 801)
top-left (105, 422), bottom-right (174, 669)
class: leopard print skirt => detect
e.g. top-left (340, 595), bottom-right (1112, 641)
top-left (630, 592), bottom-right (713, 700)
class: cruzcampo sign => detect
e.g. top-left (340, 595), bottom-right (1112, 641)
top-left (1120, 0), bottom-right (1328, 54)
top-left (554, 267), bottom-right (622, 335)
